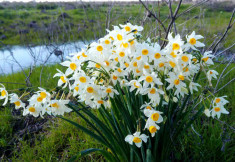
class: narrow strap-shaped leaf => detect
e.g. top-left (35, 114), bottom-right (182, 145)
top-left (68, 148), bottom-right (117, 162)
top-left (59, 117), bottom-right (107, 146)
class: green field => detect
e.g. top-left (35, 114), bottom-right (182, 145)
top-left (0, 2), bottom-right (234, 52)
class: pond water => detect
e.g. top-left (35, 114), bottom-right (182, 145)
top-left (0, 41), bottom-right (90, 75)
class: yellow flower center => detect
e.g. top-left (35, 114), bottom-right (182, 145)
top-left (110, 36), bottom-right (114, 40)
top-left (125, 62), bottom-right (129, 67)
top-left (183, 67), bottom-right (189, 72)
top-left (149, 126), bottom-right (157, 133)
top-left (114, 57), bottom-right (119, 62)
top-left (105, 40), bottom-right (110, 44)
top-left (146, 76), bottom-right (153, 83)
top-left (151, 113), bottom-right (160, 121)
top-left (123, 43), bottom-right (129, 48)
top-left (154, 53), bottom-right (161, 59)
top-left (146, 106), bottom-right (151, 110)
top-left (77, 55), bottom-right (80, 60)
top-left (189, 38), bottom-right (196, 45)
top-left (136, 69), bottom-right (141, 73)
top-left (97, 45), bottom-right (103, 52)
top-left (75, 86), bottom-right (79, 91)
top-left (14, 101), bottom-right (21, 107)
top-left (117, 68), bottom-right (122, 73)
top-left (133, 62), bottom-right (138, 67)
top-left (87, 87), bottom-right (94, 93)
top-left (70, 63), bottom-right (77, 70)
top-left (192, 58), bottom-right (197, 62)
top-left (133, 137), bottom-right (141, 143)
top-left (119, 52), bottom-right (125, 57)
top-left (117, 34), bottom-right (123, 41)
top-left (128, 39), bottom-right (134, 45)
top-left (136, 56), bottom-right (141, 60)
top-left (159, 63), bottom-right (164, 67)
top-left (105, 61), bottom-right (110, 66)
top-left (133, 29), bottom-right (138, 34)
top-left (106, 88), bottom-right (112, 93)
top-left (150, 88), bottom-right (156, 94)
top-left (170, 51), bottom-right (177, 58)
top-left (29, 107), bottom-right (36, 112)
top-left (144, 65), bottom-right (150, 69)
top-left (210, 71), bottom-right (213, 74)
top-left (142, 49), bottom-right (149, 55)
top-left (37, 97), bottom-right (43, 102)
top-left (82, 52), bottom-right (87, 57)
top-left (214, 107), bottom-right (220, 112)
top-left (112, 75), bottom-right (118, 80)
top-left (40, 92), bottom-right (47, 98)
top-left (202, 57), bottom-right (209, 62)
top-left (134, 82), bottom-right (140, 88)
top-left (95, 63), bottom-right (101, 68)
top-left (178, 75), bottom-right (184, 80)
top-left (51, 103), bottom-right (59, 108)
top-left (125, 26), bottom-right (131, 31)
top-left (169, 61), bottom-right (176, 68)
top-left (1, 90), bottom-right (6, 97)
top-left (79, 76), bottom-right (87, 83)
top-left (60, 76), bottom-right (66, 83)
top-left (172, 43), bottom-right (180, 50)
top-left (215, 98), bottom-right (221, 103)
top-left (174, 79), bottom-right (180, 85)
top-left (97, 100), bottom-right (104, 104)
top-left (182, 56), bottom-right (189, 62)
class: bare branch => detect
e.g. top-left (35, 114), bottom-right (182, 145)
top-left (211, 9), bottom-right (235, 52)
top-left (214, 54), bottom-right (235, 93)
top-left (176, 0), bottom-right (210, 19)
top-left (139, 0), bottom-right (167, 33)
top-left (161, 0), bottom-right (183, 48)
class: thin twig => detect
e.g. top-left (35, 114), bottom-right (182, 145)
top-left (139, 0), bottom-right (167, 33)
top-left (211, 9), bottom-right (235, 52)
top-left (161, 0), bottom-right (183, 48)
top-left (214, 54), bottom-right (235, 93)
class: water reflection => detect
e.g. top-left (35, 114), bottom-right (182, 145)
top-left (0, 41), bottom-right (89, 75)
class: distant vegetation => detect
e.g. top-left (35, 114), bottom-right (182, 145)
top-left (0, 2), bottom-right (234, 53)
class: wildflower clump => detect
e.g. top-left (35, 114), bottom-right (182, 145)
top-left (0, 23), bottom-right (230, 160)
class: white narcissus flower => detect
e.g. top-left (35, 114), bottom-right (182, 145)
top-left (104, 86), bottom-right (119, 98)
top-left (138, 70), bottom-right (162, 88)
top-left (207, 70), bottom-right (218, 81)
top-left (189, 82), bottom-right (201, 94)
top-left (125, 132), bottom-right (148, 148)
top-left (9, 93), bottom-right (25, 109)
top-left (144, 109), bottom-right (163, 124)
top-left (144, 119), bottom-right (160, 137)
top-left (0, 83), bottom-right (8, 106)
top-left (61, 59), bottom-right (79, 76)
top-left (211, 105), bottom-right (229, 119)
top-left (204, 109), bottom-right (211, 117)
top-left (53, 69), bottom-right (69, 88)
top-left (184, 31), bottom-right (205, 50)
top-left (201, 51), bottom-right (214, 65)
top-left (23, 105), bottom-right (41, 117)
top-left (50, 100), bottom-right (72, 116)
top-left (213, 96), bottom-right (229, 106)
top-left (167, 33), bottom-right (184, 52)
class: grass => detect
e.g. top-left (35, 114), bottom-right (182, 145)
top-left (0, 2), bottom-right (234, 52)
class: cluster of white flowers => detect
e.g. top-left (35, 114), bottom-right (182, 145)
top-left (0, 23), bottom-right (230, 148)
top-left (0, 85), bottom-right (71, 117)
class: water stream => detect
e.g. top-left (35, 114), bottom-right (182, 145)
top-left (0, 41), bottom-right (90, 75)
